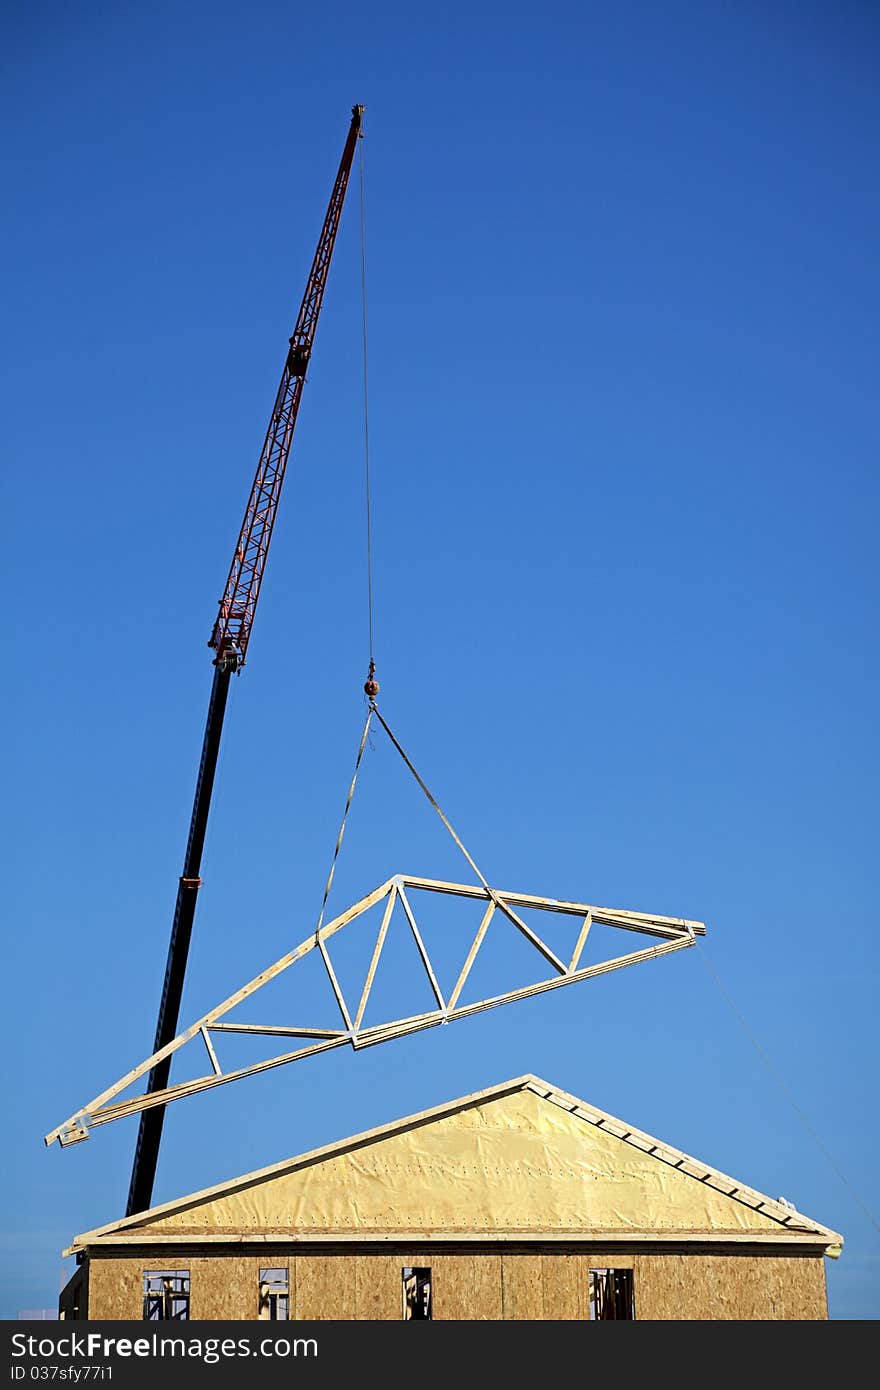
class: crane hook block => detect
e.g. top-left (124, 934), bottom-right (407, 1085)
top-left (364, 660), bottom-right (380, 701)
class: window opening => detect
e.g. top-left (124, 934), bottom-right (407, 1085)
top-left (589, 1268), bottom-right (634, 1320)
top-left (143, 1270), bottom-right (190, 1321)
top-left (402, 1267), bottom-right (432, 1320)
top-left (258, 1267), bottom-right (289, 1320)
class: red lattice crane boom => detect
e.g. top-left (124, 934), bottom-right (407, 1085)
top-left (210, 106), bottom-right (363, 668)
top-left (126, 105), bottom-right (363, 1217)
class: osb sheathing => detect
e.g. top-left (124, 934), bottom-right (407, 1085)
top-left (632, 1253), bottom-right (827, 1321)
top-left (541, 1252), bottom-right (617, 1319)
top-left (502, 1254), bottom-right (543, 1319)
top-left (128, 1091), bottom-right (791, 1237)
top-left (89, 1256), bottom-right (144, 1320)
top-left (189, 1256), bottom-right (260, 1320)
top-left (354, 1255), bottom-right (398, 1321)
top-left (295, 1255), bottom-right (356, 1320)
top-left (81, 1248), bottom-right (828, 1320)
top-left (286, 1252), bottom-right (505, 1320)
top-left (434, 1254), bottom-right (502, 1320)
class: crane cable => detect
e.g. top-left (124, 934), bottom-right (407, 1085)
top-left (314, 119), bottom-right (503, 960)
top-left (350, 129), bottom-right (499, 904)
top-left (359, 131), bottom-right (375, 666)
top-left (314, 121), bottom-right (512, 1006)
top-left (312, 130), bottom-right (379, 1014)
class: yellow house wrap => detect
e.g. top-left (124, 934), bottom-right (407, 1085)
top-left (67, 1076), bottom-right (841, 1251)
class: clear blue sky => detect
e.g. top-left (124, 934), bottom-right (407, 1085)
top-left (3, 0), bottom-right (878, 1320)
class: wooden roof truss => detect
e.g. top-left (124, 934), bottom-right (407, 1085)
top-left (45, 874), bottom-right (704, 1149)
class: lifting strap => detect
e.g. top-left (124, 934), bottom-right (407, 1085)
top-left (370, 705), bottom-right (496, 897)
top-left (314, 707), bottom-right (374, 941)
top-left (369, 707), bottom-right (561, 966)
top-left (312, 694), bottom-right (525, 1029)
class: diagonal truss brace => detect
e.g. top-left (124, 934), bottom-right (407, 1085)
top-left (45, 875), bottom-right (705, 1148)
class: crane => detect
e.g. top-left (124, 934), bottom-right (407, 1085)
top-left (123, 104), bottom-right (364, 1217)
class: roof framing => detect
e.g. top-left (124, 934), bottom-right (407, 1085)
top-left (46, 876), bottom-right (703, 1148)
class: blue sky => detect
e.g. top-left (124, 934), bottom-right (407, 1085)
top-left (3, 0), bottom-right (878, 1319)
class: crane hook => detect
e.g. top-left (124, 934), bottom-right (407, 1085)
top-left (364, 660), bottom-right (380, 703)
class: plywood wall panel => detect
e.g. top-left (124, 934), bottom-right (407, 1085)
top-left (354, 1256), bottom-right (400, 1320)
top-left (634, 1253), bottom-right (827, 1321)
top-left (430, 1254), bottom-right (503, 1320)
top-left (294, 1254), bottom-right (356, 1320)
top-left (501, 1255), bottom-right (543, 1319)
top-left (468, 1253), bottom-right (504, 1320)
top-left (82, 1244), bottom-right (829, 1321)
top-left (89, 1257), bottom-right (143, 1320)
top-left (189, 1255), bottom-right (256, 1320)
top-left (541, 1253), bottom-right (582, 1320)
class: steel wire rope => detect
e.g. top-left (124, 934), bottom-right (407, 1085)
top-left (311, 127), bottom-right (507, 1017)
top-left (309, 129), bottom-right (376, 1016)
top-left (359, 131), bottom-right (375, 665)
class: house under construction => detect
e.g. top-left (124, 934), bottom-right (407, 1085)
top-left (59, 1075), bottom-right (842, 1321)
top-left (49, 107), bottom-right (843, 1325)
